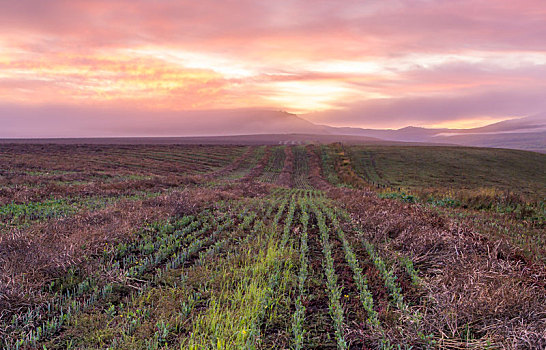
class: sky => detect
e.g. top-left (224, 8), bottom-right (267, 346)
top-left (1, 0), bottom-right (546, 136)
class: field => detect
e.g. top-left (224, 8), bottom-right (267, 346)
top-left (1, 143), bottom-right (545, 349)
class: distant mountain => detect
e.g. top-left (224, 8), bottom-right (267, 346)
top-left (321, 125), bottom-right (444, 141)
top-left (319, 115), bottom-right (546, 152)
top-left (460, 114), bottom-right (546, 134)
top-left (1, 104), bottom-right (544, 151)
top-left (431, 132), bottom-right (546, 152)
top-left (0, 106), bottom-right (329, 138)
top-left (118, 109), bottom-right (332, 136)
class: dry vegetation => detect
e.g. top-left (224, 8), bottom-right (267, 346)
top-left (0, 143), bottom-right (544, 349)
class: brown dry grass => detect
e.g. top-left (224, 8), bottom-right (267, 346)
top-left (2, 143), bottom-right (544, 348)
top-left (329, 188), bottom-right (546, 348)
top-left (0, 182), bottom-right (270, 322)
top-left (277, 146), bottom-right (294, 187)
top-left (305, 144), bottom-right (332, 190)
top-left (0, 175), bottom-right (203, 205)
top-left (202, 146), bottom-right (256, 180)
top-left (242, 146), bottom-right (271, 181)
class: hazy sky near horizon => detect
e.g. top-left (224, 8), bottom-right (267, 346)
top-left (1, 0), bottom-right (546, 136)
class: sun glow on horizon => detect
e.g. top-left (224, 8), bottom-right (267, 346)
top-left (426, 116), bottom-right (521, 130)
top-left (1, 0), bottom-right (545, 133)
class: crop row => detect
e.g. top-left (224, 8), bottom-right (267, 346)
top-left (293, 146), bottom-right (312, 189)
top-left (53, 195), bottom-right (282, 349)
top-left (4, 199), bottom-right (258, 349)
top-left (317, 197), bottom-right (434, 347)
top-left (0, 193), bottom-right (162, 228)
top-left (310, 202), bottom-right (348, 349)
top-left (245, 194), bottom-right (297, 347)
top-left (259, 147), bottom-right (286, 183)
top-left (292, 197), bottom-right (310, 350)
top-left (327, 210), bottom-right (380, 329)
top-left (222, 146), bottom-right (266, 180)
top-left (5, 215), bottom-right (210, 349)
top-left (180, 195), bottom-right (292, 348)
top-left (107, 209), bottom-right (262, 349)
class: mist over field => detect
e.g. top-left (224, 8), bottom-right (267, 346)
top-left (1, 104), bottom-right (544, 152)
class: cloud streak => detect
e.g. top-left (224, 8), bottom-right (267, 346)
top-left (305, 90), bottom-right (546, 128)
top-left (1, 0), bottom-right (545, 134)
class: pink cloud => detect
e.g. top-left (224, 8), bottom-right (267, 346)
top-left (2, 1), bottom-right (545, 56)
top-left (1, 0), bottom-right (546, 134)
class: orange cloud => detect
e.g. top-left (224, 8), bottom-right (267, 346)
top-left (1, 0), bottom-right (546, 133)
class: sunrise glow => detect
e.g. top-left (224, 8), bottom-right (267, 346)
top-left (1, 0), bottom-right (546, 135)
